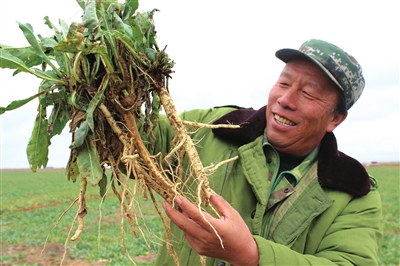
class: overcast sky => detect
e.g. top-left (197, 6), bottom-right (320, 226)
top-left (1, 0), bottom-right (399, 169)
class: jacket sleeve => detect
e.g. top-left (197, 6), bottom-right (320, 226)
top-left (254, 186), bottom-right (383, 265)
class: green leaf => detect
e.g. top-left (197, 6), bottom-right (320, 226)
top-left (54, 22), bottom-right (88, 53)
top-left (1, 95), bottom-right (38, 115)
top-left (70, 120), bottom-right (89, 149)
top-left (43, 16), bottom-right (58, 31)
top-left (1, 46), bottom-right (42, 69)
top-left (38, 36), bottom-right (58, 48)
top-left (32, 68), bottom-right (65, 83)
top-left (59, 19), bottom-right (70, 39)
top-left (85, 79), bottom-right (107, 132)
top-left (48, 101), bottom-right (71, 137)
top-left (39, 86), bottom-right (67, 107)
top-left (113, 13), bottom-right (133, 40)
top-left (76, 138), bottom-right (103, 186)
top-left (123, 0), bottom-right (139, 20)
top-left (82, 0), bottom-right (99, 32)
top-left (0, 48), bottom-right (36, 73)
top-left (42, 16), bottom-right (65, 46)
top-left (52, 20), bottom-right (71, 75)
top-left (128, 0), bottom-right (139, 13)
top-left (99, 172), bottom-right (108, 198)
top-left (0, 48), bottom-right (66, 84)
top-left (145, 47), bottom-right (155, 61)
top-left (99, 6), bottom-right (120, 72)
top-left (0, 85), bottom-right (60, 115)
top-left (130, 17), bottom-right (146, 52)
top-left (26, 105), bottom-right (50, 172)
top-left (93, 44), bottom-right (115, 74)
top-left (113, 30), bottom-right (149, 67)
top-left (18, 22), bottom-right (62, 76)
top-left (75, 0), bottom-right (86, 10)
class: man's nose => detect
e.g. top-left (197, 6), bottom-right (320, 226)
top-left (277, 88), bottom-right (298, 110)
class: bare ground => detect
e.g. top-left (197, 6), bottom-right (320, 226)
top-left (0, 242), bottom-right (156, 265)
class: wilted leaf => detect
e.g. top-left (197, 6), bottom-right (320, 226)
top-left (66, 151), bottom-right (79, 182)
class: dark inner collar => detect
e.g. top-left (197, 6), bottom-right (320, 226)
top-left (277, 151), bottom-right (307, 173)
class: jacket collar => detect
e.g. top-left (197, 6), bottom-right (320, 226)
top-left (212, 106), bottom-right (370, 196)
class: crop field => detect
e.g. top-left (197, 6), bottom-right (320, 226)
top-left (0, 169), bottom-right (164, 265)
top-left (1, 163), bottom-right (399, 265)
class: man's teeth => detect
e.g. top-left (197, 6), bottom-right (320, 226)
top-left (274, 114), bottom-right (296, 126)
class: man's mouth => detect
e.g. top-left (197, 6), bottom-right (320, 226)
top-left (274, 114), bottom-right (296, 126)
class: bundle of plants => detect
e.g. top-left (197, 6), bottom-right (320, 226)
top-left (0, 0), bottom-right (238, 264)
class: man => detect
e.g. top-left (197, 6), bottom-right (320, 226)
top-left (150, 39), bottom-right (382, 265)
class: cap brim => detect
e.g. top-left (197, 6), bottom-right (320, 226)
top-left (275, 48), bottom-right (344, 93)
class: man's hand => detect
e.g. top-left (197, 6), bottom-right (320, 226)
top-left (161, 191), bottom-right (259, 266)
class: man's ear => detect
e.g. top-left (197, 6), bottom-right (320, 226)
top-left (327, 111), bottom-right (347, 132)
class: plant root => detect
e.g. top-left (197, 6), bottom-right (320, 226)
top-left (70, 189), bottom-right (87, 241)
top-left (182, 120), bottom-right (241, 129)
top-left (42, 197), bottom-right (79, 254)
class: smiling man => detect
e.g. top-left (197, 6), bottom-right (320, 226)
top-left (148, 39), bottom-right (382, 265)
top-left (266, 57), bottom-right (347, 157)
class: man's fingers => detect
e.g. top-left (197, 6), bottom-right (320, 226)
top-left (209, 191), bottom-right (233, 219)
top-left (162, 192), bottom-right (237, 238)
top-left (162, 200), bottom-right (198, 231)
top-left (167, 196), bottom-right (217, 233)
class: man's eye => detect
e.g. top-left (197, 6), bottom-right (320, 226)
top-left (302, 90), bottom-right (315, 98)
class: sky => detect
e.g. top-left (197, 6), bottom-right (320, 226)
top-left (0, 0), bottom-right (399, 169)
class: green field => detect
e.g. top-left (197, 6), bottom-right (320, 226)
top-left (0, 169), bottom-right (164, 265)
top-left (1, 164), bottom-right (399, 265)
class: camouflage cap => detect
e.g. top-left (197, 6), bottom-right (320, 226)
top-left (275, 39), bottom-right (365, 110)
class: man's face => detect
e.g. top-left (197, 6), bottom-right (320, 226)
top-left (266, 58), bottom-right (347, 156)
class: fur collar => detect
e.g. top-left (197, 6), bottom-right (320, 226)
top-left (212, 106), bottom-right (370, 196)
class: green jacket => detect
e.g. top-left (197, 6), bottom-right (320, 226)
top-left (148, 106), bottom-right (382, 266)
